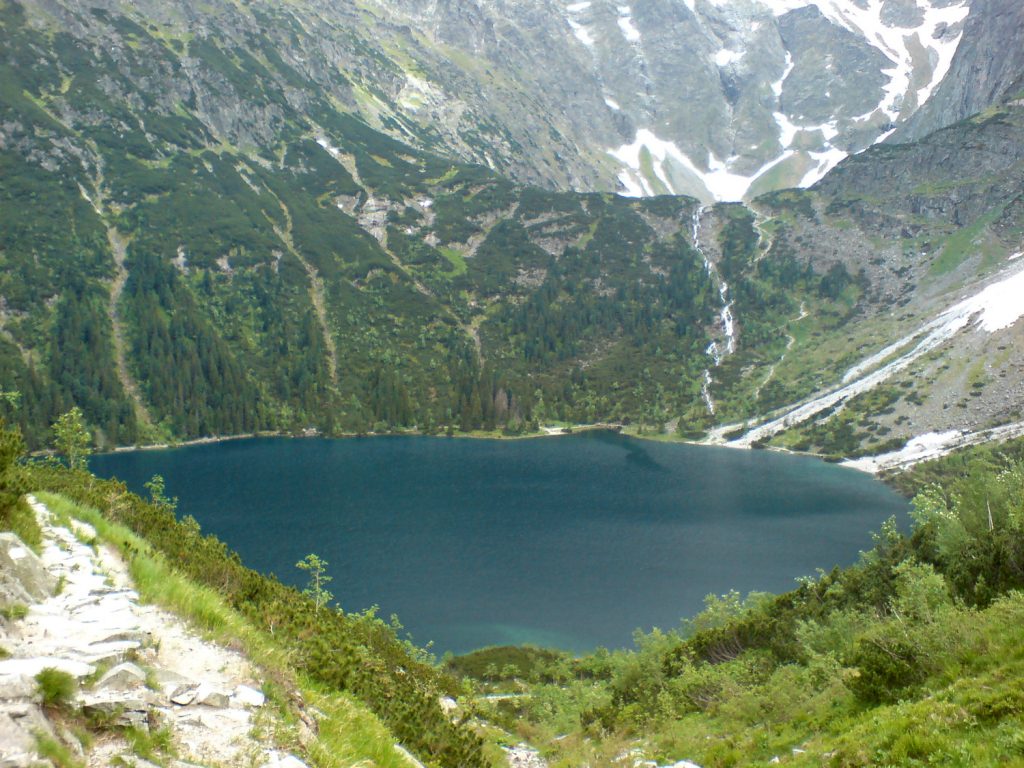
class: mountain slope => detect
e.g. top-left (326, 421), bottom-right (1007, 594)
top-left (891, 0), bottom-right (1024, 143)
top-left (0, 0), bottom-right (1022, 462)
top-left (361, 0), bottom-right (972, 201)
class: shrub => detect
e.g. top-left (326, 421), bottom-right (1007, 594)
top-left (36, 667), bottom-right (77, 709)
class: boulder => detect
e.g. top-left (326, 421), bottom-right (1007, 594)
top-left (0, 702), bottom-right (55, 767)
top-left (0, 674), bottom-right (37, 702)
top-left (0, 533), bottom-right (56, 608)
top-left (169, 685), bottom-right (197, 706)
top-left (194, 682), bottom-right (229, 708)
top-left (80, 694), bottom-right (150, 729)
top-left (96, 662), bottom-right (146, 691)
top-left (438, 696), bottom-right (458, 715)
top-left (153, 669), bottom-right (193, 697)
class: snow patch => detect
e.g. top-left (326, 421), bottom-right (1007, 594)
top-left (798, 146), bottom-right (847, 187)
top-left (315, 137), bottom-right (340, 158)
top-left (565, 1), bottom-right (596, 47)
top-left (714, 48), bottom-right (744, 67)
top-left (567, 18), bottom-right (595, 46)
top-left (771, 51), bottom-right (794, 99)
top-left (617, 5), bottom-right (642, 43)
top-left (844, 430), bottom-right (962, 472)
top-left (845, 421), bottom-right (1024, 473)
top-left (604, 96), bottom-right (621, 111)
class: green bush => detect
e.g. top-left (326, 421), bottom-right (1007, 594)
top-left (36, 667), bottom-right (77, 709)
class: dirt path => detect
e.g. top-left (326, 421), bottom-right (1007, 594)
top-left (105, 227), bottom-right (156, 431)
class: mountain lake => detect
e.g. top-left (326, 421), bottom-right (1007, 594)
top-left (91, 431), bottom-right (909, 654)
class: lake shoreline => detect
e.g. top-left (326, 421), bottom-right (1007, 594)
top-left (84, 421), bottom-right (903, 485)
top-left (89, 422), bottom-right (628, 455)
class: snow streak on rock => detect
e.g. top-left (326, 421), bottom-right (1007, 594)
top-left (609, 129), bottom-right (795, 202)
top-left (722, 261), bottom-right (1024, 446)
top-left (605, 0), bottom-right (970, 201)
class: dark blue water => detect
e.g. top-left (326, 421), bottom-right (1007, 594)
top-left (91, 432), bottom-right (908, 654)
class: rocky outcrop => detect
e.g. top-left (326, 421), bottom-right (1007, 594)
top-left (891, 0), bottom-right (1024, 142)
top-left (0, 496), bottom-right (308, 768)
top-left (0, 532), bottom-right (56, 608)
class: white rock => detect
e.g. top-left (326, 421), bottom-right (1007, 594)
top-left (260, 750), bottom-right (309, 768)
top-left (0, 674), bottom-right (37, 702)
top-left (96, 662), bottom-right (147, 691)
top-left (0, 657), bottom-right (95, 681)
top-left (170, 685), bottom-right (198, 706)
top-left (438, 696), bottom-right (458, 714)
top-left (194, 682), bottom-right (230, 708)
top-left (0, 532), bottom-right (57, 605)
top-left (231, 684), bottom-right (265, 708)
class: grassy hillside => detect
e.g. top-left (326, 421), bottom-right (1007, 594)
top-left (0, 432), bottom-right (484, 765)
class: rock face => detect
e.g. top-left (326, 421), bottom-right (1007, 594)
top-left (368, 0), bottom-right (973, 200)
top-left (891, 0), bottom-right (1024, 142)
top-left (0, 532), bottom-right (56, 607)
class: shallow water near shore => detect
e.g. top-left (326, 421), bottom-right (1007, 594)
top-left (91, 432), bottom-right (909, 654)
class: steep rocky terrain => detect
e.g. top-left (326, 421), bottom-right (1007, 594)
top-left (0, 0), bottom-right (1022, 461)
top-left (891, 0), bottom-right (1024, 143)
top-left (353, 0), bottom-right (973, 201)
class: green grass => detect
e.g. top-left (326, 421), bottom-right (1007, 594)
top-left (33, 732), bottom-right (84, 768)
top-left (0, 603), bottom-right (28, 620)
top-left (2, 497), bottom-right (42, 551)
top-left (121, 725), bottom-right (176, 764)
top-left (305, 686), bottom-right (414, 768)
top-left (35, 667), bottom-right (76, 709)
top-left (438, 246), bottom-right (468, 276)
top-left (930, 206), bottom-right (1004, 276)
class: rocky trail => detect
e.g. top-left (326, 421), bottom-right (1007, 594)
top-left (0, 495), bottom-right (307, 768)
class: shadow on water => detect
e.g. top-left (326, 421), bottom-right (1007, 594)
top-left (574, 429), bottom-right (667, 473)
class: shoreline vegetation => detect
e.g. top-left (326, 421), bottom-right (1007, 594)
top-left (72, 419), bottom-right (988, 487)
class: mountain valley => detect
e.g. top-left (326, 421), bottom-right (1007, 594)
top-left (3, 0), bottom-right (1024, 766)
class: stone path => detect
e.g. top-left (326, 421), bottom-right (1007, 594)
top-left (0, 495), bottom-right (307, 768)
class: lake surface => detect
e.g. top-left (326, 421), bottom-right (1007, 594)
top-left (91, 432), bottom-right (908, 654)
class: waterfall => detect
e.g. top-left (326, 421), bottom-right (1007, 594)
top-left (692, 205), bottom-right (737, 415)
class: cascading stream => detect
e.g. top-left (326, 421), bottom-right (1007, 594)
top-left (692, 206), bottom-right (737, 415)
